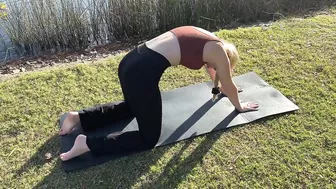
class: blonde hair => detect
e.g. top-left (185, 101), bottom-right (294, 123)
top-left (212, 41), bottom-right (239, 101)
top-left (222, 41), bottom-right (239, 69)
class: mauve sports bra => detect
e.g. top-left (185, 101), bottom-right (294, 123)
top-left (170, 26), bottom-right (222, 70)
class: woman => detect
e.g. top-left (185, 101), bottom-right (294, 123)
top-left (59, 26), bottom-right (259, 161)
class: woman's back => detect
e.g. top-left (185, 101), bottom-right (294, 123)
top-left (145, 26), bottom-right (222, 68)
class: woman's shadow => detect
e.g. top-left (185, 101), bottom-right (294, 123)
top-left (13, 132), bottom-right (169, 188)
top-left (13, 136), bottom-right (224, 188)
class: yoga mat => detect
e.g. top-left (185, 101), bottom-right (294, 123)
top-left (58, 72), bottom-right (299, 172)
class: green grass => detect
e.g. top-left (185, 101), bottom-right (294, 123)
top-left (1, 9), bottom-right (336, 189)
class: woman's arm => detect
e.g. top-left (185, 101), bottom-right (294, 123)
top-left (207, 43), bottom-right (247, 112)
top-left (204, 42), bottom-right (258, 112)
top-left (204, 64), bottom-right (227, 95)
top-left (216, 65), bottom-right (243, 111)
top-left (206, 53), bottom-right (242, 111)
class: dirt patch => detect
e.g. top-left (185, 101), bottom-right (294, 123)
top-left (0, 39), bottom-right (143, 76)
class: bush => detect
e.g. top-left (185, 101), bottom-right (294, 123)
top-left (0, 0), bottom-right (335, 57)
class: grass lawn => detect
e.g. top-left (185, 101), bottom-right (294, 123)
top-left (1, 8), bottom-right (335, 189)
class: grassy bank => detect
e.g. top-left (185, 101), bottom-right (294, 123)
top-left (1, 10), bottom-right (336, 188)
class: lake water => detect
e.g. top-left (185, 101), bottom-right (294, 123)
top-left (0, 21), bottom-right (19, 65)
top-left (0, 0), bottom-right (92, 65)
top-left (0, 0), bottom-right (19, 65)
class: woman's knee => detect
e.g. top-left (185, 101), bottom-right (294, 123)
top-left (143, 125), bottom-right (161, 147)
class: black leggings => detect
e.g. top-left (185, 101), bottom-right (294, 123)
top-left (78, 43), bottom-right (171, 155)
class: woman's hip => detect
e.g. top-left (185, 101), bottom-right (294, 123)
top-left (118, 43), bottom-right (171, 83)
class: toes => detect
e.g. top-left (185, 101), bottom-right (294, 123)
top-left (59, 129), bottom-right (64, 135)
top-left (59, 126), bottom-right (76, 136)
top-left (59, 129), bottom-right (68, 136)
top-left (59, 130), bottom-right (64, 136)
top-left (60, 153), bottom-right (68, 161)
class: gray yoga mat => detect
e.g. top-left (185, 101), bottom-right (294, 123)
top-left (58, 72), bottom-right (299, 172)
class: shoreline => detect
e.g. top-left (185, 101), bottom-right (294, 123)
top-left (0, 39), bottom-right (141, 76)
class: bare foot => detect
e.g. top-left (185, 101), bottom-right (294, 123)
top-left (60, 134), bottom-right (90, 161)
top-left (59, 112), bottom-right (80, 135)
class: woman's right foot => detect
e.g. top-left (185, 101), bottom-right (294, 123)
top-left (59, 112), bottom-right (80, 135)
top-left (60, 134), bottom-right (90, 161)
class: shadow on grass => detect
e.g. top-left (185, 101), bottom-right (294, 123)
top-left (31, 148), bottom-right (168, 188)
top-left (140, 132), bottom-right (224, 188)
top-left (27, 132), bottom-right (225, 188)
top-left (14, 132), bottom-right (168, 188)
top-left (14, 134), bottom-right (61, 177)
top-left (10, 119), bottom-right (168, 188)
top-left (140, 111), bottom-right (239, 188)
top-left (138, 111), bottom-right (300, 188)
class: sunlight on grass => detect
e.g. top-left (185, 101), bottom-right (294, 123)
top-left (0, 10), bottom-right (335, 189)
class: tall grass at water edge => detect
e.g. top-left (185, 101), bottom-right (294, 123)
top-left (0, 0), bottom-right (335, 57)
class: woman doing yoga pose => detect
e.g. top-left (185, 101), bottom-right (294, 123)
top-left (59, 26), bottom-right (259, 161)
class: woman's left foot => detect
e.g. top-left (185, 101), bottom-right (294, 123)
top-left (60, 134), bottom-right (90, 161)
top-left (59, 112), bottom-right (80, 135)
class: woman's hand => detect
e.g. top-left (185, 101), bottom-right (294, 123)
top-left (237, 102), bottom-right (259, 112)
